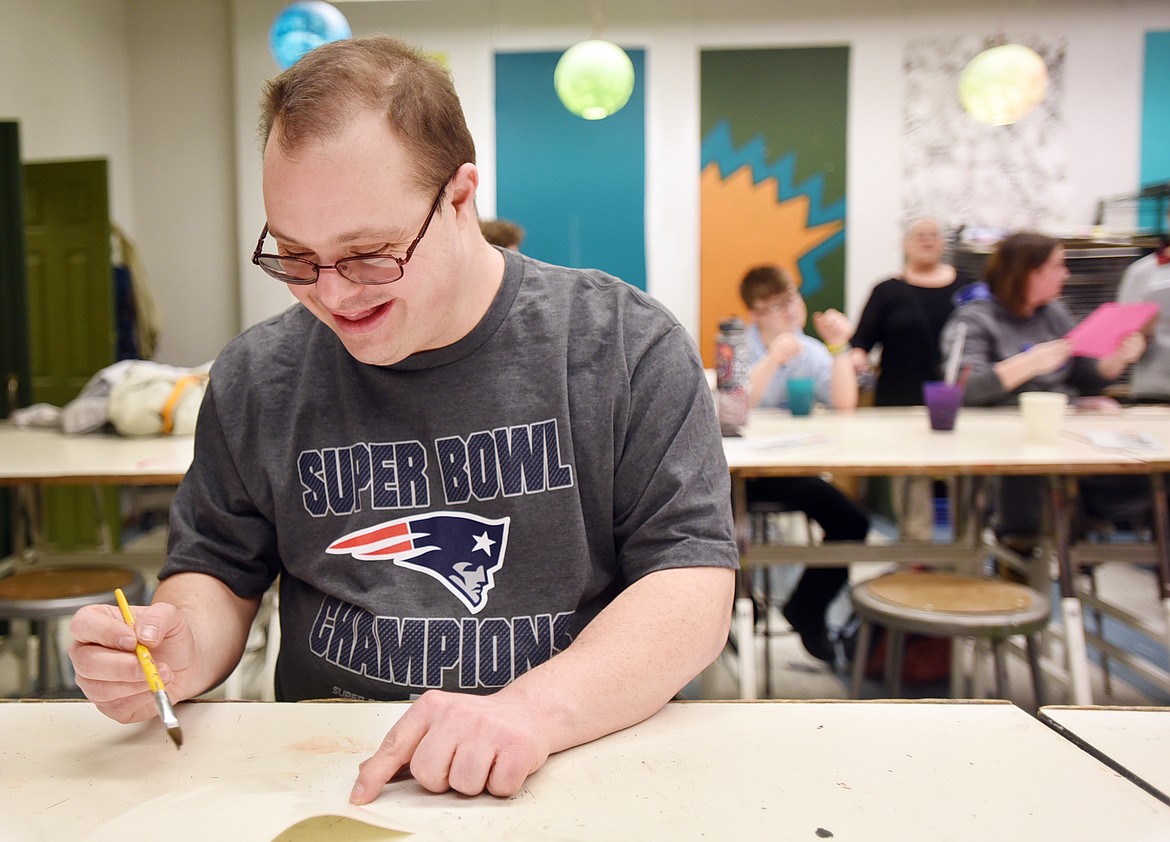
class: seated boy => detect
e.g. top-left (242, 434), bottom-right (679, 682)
top-left (739, 265), bottom-right (870, 662)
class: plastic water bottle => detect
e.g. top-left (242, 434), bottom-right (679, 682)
top-left (715, 316), bottom-right (750, 436)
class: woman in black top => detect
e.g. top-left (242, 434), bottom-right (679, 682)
top-left (851, 218), bottom-right (972, 406)
top-left (850, 218), bottom-right (971, 540)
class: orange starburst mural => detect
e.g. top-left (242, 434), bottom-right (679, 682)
top-left (699, 163), bottom-right (843, 366)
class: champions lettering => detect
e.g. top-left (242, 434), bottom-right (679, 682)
top-left (297, 419), bottom-right (573, 516)
top-left (309, 595), bottom-right (574, 689)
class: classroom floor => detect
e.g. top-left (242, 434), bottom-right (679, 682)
top-left (685, 557), bottom-right (1170, 709)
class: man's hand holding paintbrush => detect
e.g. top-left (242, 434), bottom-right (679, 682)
top-left (112, 587), bottom-right (183, 747)
top-left (68, 574), bottom-right (258, 741)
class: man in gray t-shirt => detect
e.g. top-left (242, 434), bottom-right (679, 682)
top-left (69, 35), bottom-right (736, 803)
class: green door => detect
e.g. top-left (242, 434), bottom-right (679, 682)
top-left (23, 159), bottom-right (117, 550)
top-left (0, 122), bottom-right (30, 557)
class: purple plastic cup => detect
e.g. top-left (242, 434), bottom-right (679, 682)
top-left (923, 381), bottom-right (964, 431)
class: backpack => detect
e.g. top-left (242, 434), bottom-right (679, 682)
top-left (839, 612), bottom-right (951, 685)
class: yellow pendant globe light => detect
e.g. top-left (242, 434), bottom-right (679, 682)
top-left (959, 44), bottom-right (1049, 126)
top-left (554, 39), bottom-right (636, 120)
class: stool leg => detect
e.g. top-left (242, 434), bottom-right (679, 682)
top-left (764, 567), bottom-right (773, 698)
top-left (1026, 634), bottom-right (1045, 710)
top-left (887, 630), bottom-right (906, 698)
top-left (1087, 570), bottom-right (1112, 695)
top-left (849, 620), bottom-right (873, 699)
top-left (8, 618), bottom-right (33, 695)
top-left (34, 619), bottom-right (56, 695)
top-left (972, 639), bottom-right (990, 698)
top-left (949, 637), bottom-right (968, 698)
top-left (992, 639), bottom-right (1009, 699)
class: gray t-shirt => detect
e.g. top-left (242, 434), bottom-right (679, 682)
top-left (161, 249), bottom-right (738, 702)
top-left (1117, 253), bottom-right (1170, 400)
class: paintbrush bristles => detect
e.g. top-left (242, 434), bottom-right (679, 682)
top-left (154, 690), bottom-right (183, 749)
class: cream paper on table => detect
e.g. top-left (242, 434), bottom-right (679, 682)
top-left (84, 776), bottom-right (411, 842)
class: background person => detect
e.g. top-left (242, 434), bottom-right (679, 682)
top-left (738, 265), bottom-right (869, 663)
top-left (69, 35), bottom-right (737, 803)
top-left (743, 265), bottom-right (858, 412)
top-left (1116, 220), bottom-right (1170, 403)
top-left (940, 231), bottom-right (1147, 541)
top-left (851, 218), bottom-right (971, 406)
top-left (480, 218), bottom-right (525, 250)
top-left (851, 217), bottom-right (974, 540)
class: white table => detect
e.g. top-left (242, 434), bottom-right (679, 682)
top-left (0, 422), bottom-right (193, 557)
top-left (1041, 705), bottom-right (1170, 807)
top-left (723, 406), bottom-right (1170, 704)
top-left (3, 699), bottom-right (1169, 841)
top-left (0, 423), bottom-right (193, 486)
top-left (0, 424), bottom-right (194, 691)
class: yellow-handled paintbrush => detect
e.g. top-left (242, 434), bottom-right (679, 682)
top-left (114, 588), bottom-right (183, 748)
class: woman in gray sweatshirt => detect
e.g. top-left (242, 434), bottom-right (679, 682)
top-left (939, 231), bottom-right (1148, 538)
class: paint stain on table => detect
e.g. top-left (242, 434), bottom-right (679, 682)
top-left (289, 736), bottom-right (366, 754)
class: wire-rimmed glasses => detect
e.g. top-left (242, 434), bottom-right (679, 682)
top-left (251, 180), bottom-right (447, 285)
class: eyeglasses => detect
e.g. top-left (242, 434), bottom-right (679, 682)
top-left (251, 181), bottom-right (447, 285)
top-left (750, 295), bottom-right (798, 317)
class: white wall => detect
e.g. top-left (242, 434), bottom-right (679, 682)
top-left (4, 0), bottom-right (1169, 370)
top-left (231, 0), bottom-right (1170, 343)
top-left (0, 0), bottom-right (237, 368)
top-left (127, 0), bottom-right (238, 366)
top-left (0, 0), bottom-right (135, 238)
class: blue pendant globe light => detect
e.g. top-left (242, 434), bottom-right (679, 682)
top-left (269, 1), bottom-right (352, 71)
top-left (554, 39), bottom-right (636, 120)
top-left (959, 44), bottom-right (1049, 126)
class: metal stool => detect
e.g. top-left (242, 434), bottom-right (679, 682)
top-left (0, 566), bottom-right (145, 696)
top-left (848, 570), bottom-right (1050, 708)
top-left (745, 499), bottom-right (815, 697)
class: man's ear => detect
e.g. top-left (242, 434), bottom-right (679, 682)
top-left (449, 163), bottom-right (479, 227)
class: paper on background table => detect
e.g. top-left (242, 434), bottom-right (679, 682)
top-left (1065, 301), bottom-right (1159, 358)
top-left (84, 776), bottom-right (411, 842)
top-left (1069, 428), bottom-right (1166, 451)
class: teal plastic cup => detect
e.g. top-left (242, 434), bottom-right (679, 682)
top-left (787, 377), bottom-right (816, 416)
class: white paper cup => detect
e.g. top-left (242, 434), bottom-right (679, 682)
top-left (1019, 391), bottom-right (1069, 441)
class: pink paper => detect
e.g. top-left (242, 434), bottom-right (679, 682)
top-left (1065, 301), bottom-right (1159, 358)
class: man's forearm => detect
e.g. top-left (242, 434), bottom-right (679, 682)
top-left (153, 572), bottom-right (262, 699)
top-left (495, 565), bottom-right (735, 755)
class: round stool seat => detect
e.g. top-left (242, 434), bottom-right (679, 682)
top-left (0, 566), bottom-right (145, 620)
top-left (853, 571), bottom-right (1050, 637)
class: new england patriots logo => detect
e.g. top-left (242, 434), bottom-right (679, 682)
top-left (326, 511), bottom-right (509, 614)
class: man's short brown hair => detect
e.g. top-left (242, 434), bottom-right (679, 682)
top-left (258, 34), bottom-right (475, 197)
top-left (739, 265), bottom-right (797, 309)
